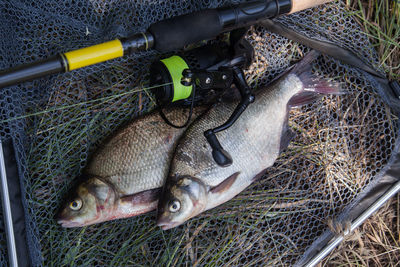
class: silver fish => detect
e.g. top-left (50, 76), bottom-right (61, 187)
top-left (157, 51), bottom-right (340, 229)
top-left (57, 107), bottom-right (206, 227)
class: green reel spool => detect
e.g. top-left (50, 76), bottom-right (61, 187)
top-left (149, 43), bottom-right (229, 106)
top-left (160, 55), bottom-right (192, 102)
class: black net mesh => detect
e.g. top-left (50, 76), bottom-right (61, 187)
top-left (0, 0), bottom-right (398, 266)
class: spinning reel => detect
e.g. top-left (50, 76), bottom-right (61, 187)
top-left (150, 31), bottom-right (255, 167)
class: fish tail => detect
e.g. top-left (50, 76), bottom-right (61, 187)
top-left (288, 50), bottom-right (343, 107)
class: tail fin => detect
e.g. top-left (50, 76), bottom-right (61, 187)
top-left (288, 50), bottom-right (343, 107)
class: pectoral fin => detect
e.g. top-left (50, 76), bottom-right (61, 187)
top-left (120, 188), bottom-right (161, 205)
top-left (114, 188), bottom-right (161, 219)
top-left (210, 172), bottom-right (240, 194)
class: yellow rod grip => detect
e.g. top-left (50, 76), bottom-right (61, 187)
top-left (289, 0), bottom-right (334, 14)
top-left (64, 39), bottom-right (123, 71)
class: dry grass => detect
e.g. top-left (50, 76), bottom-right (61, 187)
top-left (321, 1), bottom-right (400, 266)
top-left (321, 194), bottom-right (400, 266)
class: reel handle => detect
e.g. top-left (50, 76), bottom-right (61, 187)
top-left (204, 130), bottom-right (233, 167)
top-left (204, 66), bottom-right (255, 167)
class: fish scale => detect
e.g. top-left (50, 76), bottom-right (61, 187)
top-left (57, 107), bottom-right (206, 227)
top-left (86, 108), bottom-right (203, 195)
top-left (170, 74), bottom-right (301, 188)
top-left (158, 51), bottom-right (341, 229)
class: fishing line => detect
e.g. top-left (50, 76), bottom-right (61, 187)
top-left (157, 84), bottom-right (197, 129)
top-left (0, 81), bottom-right (173, 124)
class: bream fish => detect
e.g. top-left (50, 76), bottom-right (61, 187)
top-left (157, 51), bottom-right (341, 229)
top-left (57, 107), bottom-right (206, 227)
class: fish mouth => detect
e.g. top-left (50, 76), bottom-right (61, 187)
top-left (157, 222), bottom-right (176, 230)
top-left (57, 218), bottom-right (83, 228)
top-left (157, 218), bottom-right (181, 230)
top-left (55, 210), bottom-right (81, 228)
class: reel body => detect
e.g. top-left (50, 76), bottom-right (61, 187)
top-left (149, 35), bottom-right (255, 166)
top-left (150, 43), bottom-right (231, 106)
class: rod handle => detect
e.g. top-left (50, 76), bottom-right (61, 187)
top-left (289, 0), bottom-right (334, 14)
top-left (149, 0), bottom-right (292, 53)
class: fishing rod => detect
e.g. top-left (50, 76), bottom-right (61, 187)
top-left (0, 0), bottom-right (332, 167)
top-left (0, 0), bottom-right (332, 89)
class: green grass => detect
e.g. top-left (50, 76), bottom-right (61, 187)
top-left (346, 0), bottom-right (400, 79)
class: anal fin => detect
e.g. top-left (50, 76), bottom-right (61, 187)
top-left (280, 128), bottom-right (296, 153)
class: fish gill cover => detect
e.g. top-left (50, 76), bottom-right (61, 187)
top-left (0, 0), bottom-right (398, 266)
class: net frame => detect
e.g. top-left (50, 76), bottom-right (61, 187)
top-left (0, 0), bottom-right (398, 266)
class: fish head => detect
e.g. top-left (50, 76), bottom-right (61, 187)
top-left (56, 176), bottom-right (117, 228)
top-left (157, 176), bottom-right (207, 230)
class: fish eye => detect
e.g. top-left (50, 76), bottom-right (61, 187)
top-left (69, 199), bottom-right (82, 211)
top-left (168, 200), bottom-right (181, 213)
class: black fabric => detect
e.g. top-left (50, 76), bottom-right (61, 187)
top-left (390, 81), bottom-right (400, 98)
top-left (260, 19), bottom-right (383, 79)
top-left (2, 138), bottom-right (30, 267)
